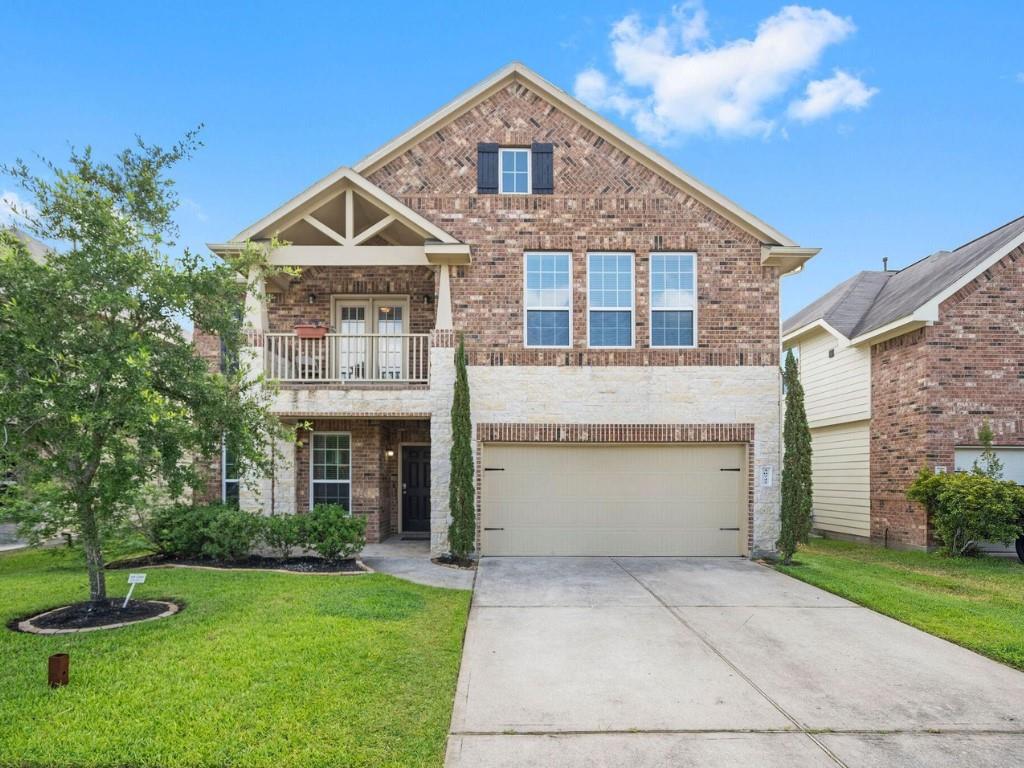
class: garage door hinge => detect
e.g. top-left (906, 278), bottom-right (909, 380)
top-left (483, 527), bottom-right (505, 531)
top-left (719, 467), bottom-right (741, 472)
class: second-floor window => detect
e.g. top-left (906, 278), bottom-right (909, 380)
top-left (588, 252), bottom-right (634, 348)
top-left (524, 252), bottom-right (571, 347)
top-left (650, 252), bottom-right (696, 347)
top-left (499, 148), bottom-right (530, 194)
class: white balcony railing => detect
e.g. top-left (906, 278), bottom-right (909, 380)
top-left (263, 333), bottom-right (429, 383)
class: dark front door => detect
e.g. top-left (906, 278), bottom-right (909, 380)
top-left (401, 446), bottom-right (431, 533)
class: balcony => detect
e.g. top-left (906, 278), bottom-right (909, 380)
top-left (263, 332), bottom-right (430, 384)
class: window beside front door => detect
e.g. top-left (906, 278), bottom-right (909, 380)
top-left (310, 432), bottom-right (352, 511)
top-left (524, 252), bottom-right (571, 347)
top-left (587, 252), bottom-right (634, 348)
top-left (650, 252), bottom-right (696, 347)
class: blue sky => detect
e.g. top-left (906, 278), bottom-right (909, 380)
top-left (2, 0), bottom-right (1022, 318)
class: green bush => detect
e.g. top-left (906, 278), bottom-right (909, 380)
top-left (907, 468), bottom-right (1024, 556)
top-left (304, 504), bottom-right (365, 561)
top-left (150, 503), bottom-right (262, 561)
top-left (150, 504), bottom-right (220, 558)
top-left (202, 506), bottom-right (263, 561)
top-left (262, 514), bottom-right (303, 560)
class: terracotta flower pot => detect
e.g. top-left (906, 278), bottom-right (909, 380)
top-left (293, 323), bottom-right (327, 339)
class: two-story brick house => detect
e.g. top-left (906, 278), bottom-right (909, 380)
top-left (198, 63), bottom-right (817, 557)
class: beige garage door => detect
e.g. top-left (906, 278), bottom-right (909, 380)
top-left (481, 443), bottom-right (747, 556)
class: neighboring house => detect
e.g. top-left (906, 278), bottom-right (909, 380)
top-left (2, 227), bottom-right (49, 264)
top-left (196, 62), bottom-right (818, 557)
top-left (783, 216), bottom-right (1024, 549)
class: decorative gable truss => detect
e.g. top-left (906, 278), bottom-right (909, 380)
top-left (208, 167), bottom-right (470, 268)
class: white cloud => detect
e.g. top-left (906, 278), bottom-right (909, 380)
top-left (787, 70), bottom-right (878, 121)
top-left (574, 3), bottom-right (874, 141)
top-left (0, 190), bottom-right (38, 227)
top-left (181, 197), bottom-right (209, 222)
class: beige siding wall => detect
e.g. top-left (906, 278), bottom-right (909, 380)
top-left (810, 420), bottom-right (871, 538)
top-left (792, 328), bottom-right (871, 427)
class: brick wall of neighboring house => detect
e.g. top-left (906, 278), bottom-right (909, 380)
top-left (193, 329), bottom-right (223, 504)
top-left (294, 418), bottom-right (430, 542)
top-left (365, 81), bottom-right (780, 366)
top-left (871, 245), bottom-right (1024, 548)
top-left (266, 266), bottom-right (436, 333)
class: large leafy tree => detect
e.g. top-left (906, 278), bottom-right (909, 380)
top-left (777, 348), bottom-right (813, 563)
top-left (0, 133), bottom-right (283, 605)
top-left (447, 336), bottom-right (474, 560)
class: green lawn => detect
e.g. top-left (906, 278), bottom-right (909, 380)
top-left (0, 547), bottom-right (471, 768)
top-left (777, 538), bottom-right (1024, 670)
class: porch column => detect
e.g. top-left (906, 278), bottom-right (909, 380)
top-left (435, 264), bottom-right (453, 329)
top-left (240, 266), bottom-right (267, 384)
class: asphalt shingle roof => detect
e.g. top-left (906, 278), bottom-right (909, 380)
top-left (783, 215), bottom-right (1024, 339)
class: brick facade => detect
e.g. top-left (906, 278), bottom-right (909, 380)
top-left (266, 265), bottom-right (436, 333)
top-left (294, 418), bottom-right (430, 542)
top-left (870, 245), bottom-right (1024, 547)
top-left (193, 329), bottom-right (224, 504)
top-left (366, 81), bottom-right (781, 366)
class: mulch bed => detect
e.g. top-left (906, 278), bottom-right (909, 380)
top-left (431, 554), bottom-right (477, 570)
top-left (10, 599), bottom-right (181, 634)
top-left (108, 553), bottom-right (366, 574)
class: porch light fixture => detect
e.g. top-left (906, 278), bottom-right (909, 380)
top-left (384, 449), bottom-right (395, 459)
top-left (307, 292), bottom-right (317, 305)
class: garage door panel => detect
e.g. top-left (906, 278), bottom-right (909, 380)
top-left (481, 443), bottom-right (746, 556)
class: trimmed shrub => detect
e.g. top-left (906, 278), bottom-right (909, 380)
top-left (304, 504), bottom-right (366, 561)
top-left (262, 514), bottom-right (303, 560)
top-left (907, 468), bottom-right (1024, 556)
top-left (150, 503), bottom-right (262, 561)
top-left (150, 504), bottom-right (220, 558)
top-left (202, 506), bottom-right (263, 561)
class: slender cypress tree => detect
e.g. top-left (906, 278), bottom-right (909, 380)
top-left (448, 336), bottom-right (475, 560)
top-left (777, 348), bottom-right (813, 563)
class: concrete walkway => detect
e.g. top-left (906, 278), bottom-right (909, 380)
top-left (446, 557), bottom-right (1024, 767)
top-left (360, 537), bottom-right (475, 590)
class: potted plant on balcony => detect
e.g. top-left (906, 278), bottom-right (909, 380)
top-left (293, 320), bottom-right (327, 339)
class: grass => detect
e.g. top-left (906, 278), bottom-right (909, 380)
top-left (776, 538), bottom-right (1024, 671)
top-left (0, 547), bottom-right (471, 768)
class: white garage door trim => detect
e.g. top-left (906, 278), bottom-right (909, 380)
top-left (481, 442), bottom-right (749, 557)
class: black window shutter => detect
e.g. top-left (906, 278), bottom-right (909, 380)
top-left (531, 143), bottom-right (554, 194)
top-left (477, 143), bottom-right (499, 194)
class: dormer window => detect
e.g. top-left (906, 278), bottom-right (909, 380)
top-left (499, 148), bottom-right (531, 194)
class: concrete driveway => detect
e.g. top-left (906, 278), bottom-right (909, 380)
top-left (446, 557), bottom-right (1024, 767)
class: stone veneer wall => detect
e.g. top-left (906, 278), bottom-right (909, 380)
top-left (870, 245), bottom-right (1024, 548)
top-left (467, 365), bottom-right (781, 553)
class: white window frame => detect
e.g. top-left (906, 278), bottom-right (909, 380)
top-left (523, 251), bottom-right (573, 348)
top-left (499, 148), bottom-right (531, 195)
top-left (649, 252), bottom-right (698, 349)
top-left (221, 440), bottom-right (239, 506)
top-left (330, 295), bottom-right (410, 335)
top-left (586, 252), bottom-right (635, 349)
top-left (309, 431), bottom-right (352, 512)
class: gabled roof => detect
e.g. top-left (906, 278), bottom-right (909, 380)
top-left (229, 166), bottom-right (460, 245)
top-left (784, 215), bottom-right (1024, 345)
top-left (232, 61), bottom-right (798, 248)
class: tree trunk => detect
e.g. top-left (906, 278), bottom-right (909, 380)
top-left (78, 500), bottom-right (107, 605)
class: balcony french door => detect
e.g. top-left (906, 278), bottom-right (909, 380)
top-left (334, 297), bottom-right (409, 380)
